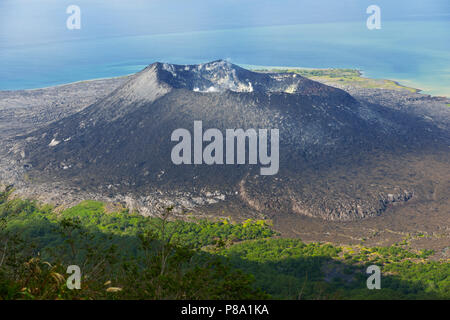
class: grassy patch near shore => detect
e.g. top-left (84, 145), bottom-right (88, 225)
top-left (254, 67), bottom-right (417, 93)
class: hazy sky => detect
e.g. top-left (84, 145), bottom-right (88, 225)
top-left (1, 0), bottom-right (449, 47)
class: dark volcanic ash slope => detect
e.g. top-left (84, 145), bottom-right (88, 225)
top-left (18, 60), bottom-right (450, 221)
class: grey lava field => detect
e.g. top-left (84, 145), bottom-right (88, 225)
top-left (1, 60), bottom-right (449, 253)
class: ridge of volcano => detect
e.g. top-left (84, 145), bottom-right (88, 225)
top-left (15, 61), bottom-right (450, 221)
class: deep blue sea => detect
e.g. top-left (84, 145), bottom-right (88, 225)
top-left (1, 11), bottom-right (449, 96)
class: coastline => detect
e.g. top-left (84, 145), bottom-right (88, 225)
top-left (16, 74), bottom-right (133, 92)
top-left (0, 61), bottom-right (449, 261)
top-left (246, 64), bottom-right (424, 94)
top-left (1, 64), bottom-right (448, 99)
top-left (0, 63), bottom-right (422, 94)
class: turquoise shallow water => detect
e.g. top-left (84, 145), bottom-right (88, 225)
top-left (1, 20), bottom-right (449, 96)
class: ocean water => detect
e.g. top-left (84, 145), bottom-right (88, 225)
top-left (1, 19), bottom-right (449, 96)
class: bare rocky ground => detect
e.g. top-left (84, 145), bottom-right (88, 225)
top-left (0, 76), bottom-right (131, 138)
top-left (0, 70), bottom-right (448, 259)
top-left (0, 75), bottom-right (225, 218)
top-left (271, 76), bottom-right (449, 259)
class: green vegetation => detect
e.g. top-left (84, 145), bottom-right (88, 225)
top-left (220, 239), bottom-right (342, 299)
top-left (254, 67), bottom-right (418, 93)
top-left (0, 186), bottom-right (448, 300)
top-left (255, 68), bottom-right (360, 78)
top-left (0, 189), bottom-right (268, 300)
top-left (219, 239), bottom-right (448, 299)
